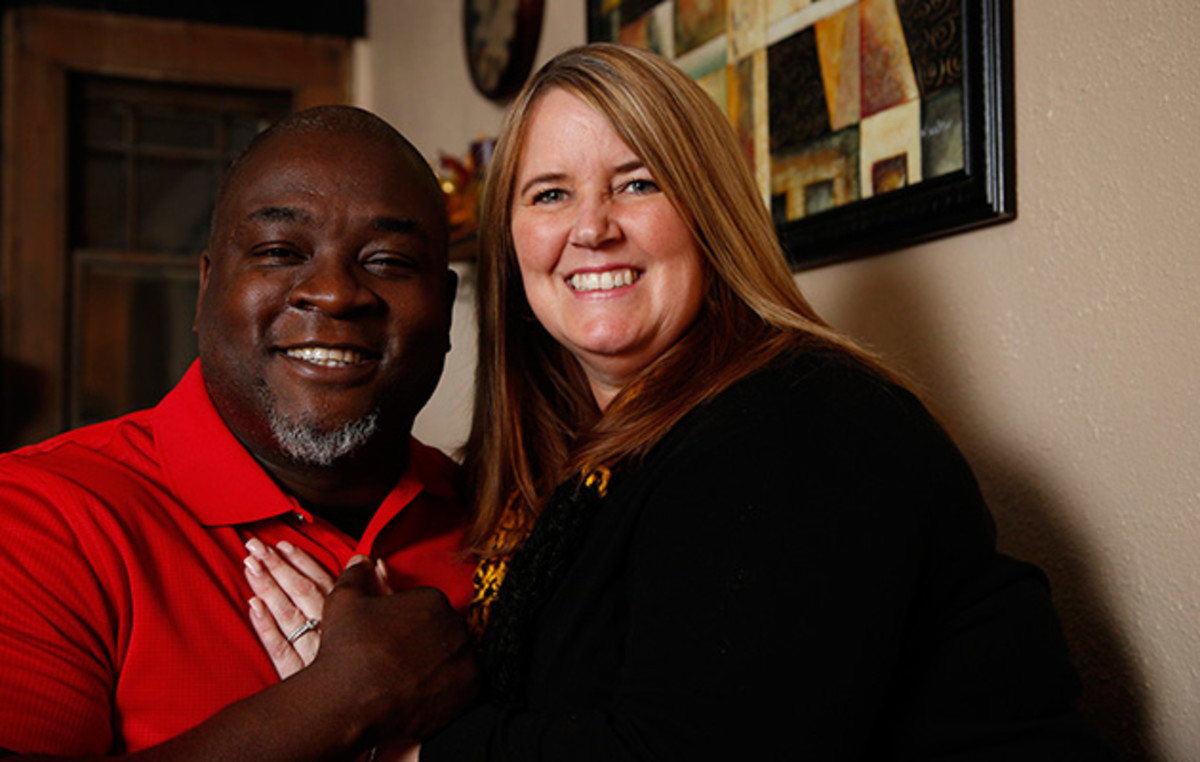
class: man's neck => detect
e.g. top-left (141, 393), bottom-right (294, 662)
top-left (258, 442), bottom-right (409, 510)
top-left (302, 500), bottom-right (378, 540)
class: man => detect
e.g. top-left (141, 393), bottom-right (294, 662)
top-left (0, 106), bottom-right (478, 758)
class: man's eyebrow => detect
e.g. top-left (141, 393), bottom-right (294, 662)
top-left (245, 206), bottom-right (314, 224)
top-left (372, 216), bottom-right (426, 236)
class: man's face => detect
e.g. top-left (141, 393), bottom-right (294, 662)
top-left (195, 129), bottom-right (453, 468)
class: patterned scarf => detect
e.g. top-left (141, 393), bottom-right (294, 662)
top-left (471, 468), bottom-right (610, 703)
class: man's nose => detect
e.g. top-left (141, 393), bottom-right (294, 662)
top-left (289, 255), bottom-right (380, 316)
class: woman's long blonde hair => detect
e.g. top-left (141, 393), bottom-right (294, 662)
top-left (463, 43), bottom-right (894, 553)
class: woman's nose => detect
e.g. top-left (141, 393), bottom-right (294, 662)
top-left (568, 197), bottom-right (620, 249)
top-left (289, 255), bottom-right (380, 316)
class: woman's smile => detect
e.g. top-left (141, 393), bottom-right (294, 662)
top-left (565, 267), bottom-right (641, 293)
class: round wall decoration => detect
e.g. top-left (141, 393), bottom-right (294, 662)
top-left (464, 0), bottom-right (545, 101)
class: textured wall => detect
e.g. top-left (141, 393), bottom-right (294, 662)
top-left (799, 4), bottom-right (1199, 758)
top-left (362, 2), bottom-right (1200, 759)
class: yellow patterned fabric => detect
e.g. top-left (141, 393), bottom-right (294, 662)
top-left (582, 466), bottom-right (611, 496)
top-left (467, 467), bottom-right (610, 640)
top-left (466, 499), bottom-right (530, 641)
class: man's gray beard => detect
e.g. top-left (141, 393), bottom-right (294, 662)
top-left (261, 388), bottom-right (381, 467)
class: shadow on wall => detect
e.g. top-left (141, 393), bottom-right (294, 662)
top-left (816, 258), bottom-right (1159, 762)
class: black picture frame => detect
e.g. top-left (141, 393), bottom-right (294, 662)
top-left (586, 0), bottom-right (1015, 270)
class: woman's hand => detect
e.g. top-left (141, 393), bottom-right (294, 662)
top-left (243, 537), bottom-right (337, 678)
top-left (244, 538), bottom-right (394, 678)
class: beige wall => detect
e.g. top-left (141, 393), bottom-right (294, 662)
top-left (359, 2), bottom-right (1200, 759)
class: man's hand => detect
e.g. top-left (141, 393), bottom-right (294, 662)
top-left (306, 557), bottom-right (480, 743)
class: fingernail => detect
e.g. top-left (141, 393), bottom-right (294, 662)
top-left (248, 597), bottom-right (265, 617)
top-left (345, 553), bottom-right (371, 568)
top-left (245, 538), bottom-right (267, 558)
top-left (375, 558), bottom-right (389, 581)
top-left (244, 555), bottom-right (263, 577)
top-left (277, 541), bottom-right (295, 555)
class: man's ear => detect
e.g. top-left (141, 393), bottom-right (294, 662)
top-left (193, 249), bottom-right (212, 335)
top-left (444, 267), bottom-right (458, 353)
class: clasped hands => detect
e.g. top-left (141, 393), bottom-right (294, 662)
top-left (243, 538), bottom-right (479, 751)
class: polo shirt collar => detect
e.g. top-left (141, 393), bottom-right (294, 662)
top-left (154, 361), bottom-right (450, 527)
top-left (359, 436), bottom-right (458, 550)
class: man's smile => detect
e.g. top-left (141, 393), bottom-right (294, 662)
top-left (281, 346), bottom-right (373, 368)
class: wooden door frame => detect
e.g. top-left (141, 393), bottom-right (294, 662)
top-left (1, 6), bottom-right (350, 446)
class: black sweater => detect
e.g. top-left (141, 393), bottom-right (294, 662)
top-left (426, 351), bottom-right (1111, 760)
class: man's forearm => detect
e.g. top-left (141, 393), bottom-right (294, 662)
top-left (1, 663), bottom-right (374, 762)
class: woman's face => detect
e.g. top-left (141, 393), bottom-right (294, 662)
top-left (510, 88), bottom-right (706, 409)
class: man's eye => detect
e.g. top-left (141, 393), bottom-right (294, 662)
top-left (256, 247), bottom-right (303, 263)
top-left (532, 188), bottom-right (567, 205)
top-left (363, 252), bottom-right (419, 276)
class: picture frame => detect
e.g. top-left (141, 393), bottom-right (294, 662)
top-left (586, 0), bottom-right (1015, 270)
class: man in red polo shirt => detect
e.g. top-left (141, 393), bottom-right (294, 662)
top-left (0, 106), bottom-right (479, 759)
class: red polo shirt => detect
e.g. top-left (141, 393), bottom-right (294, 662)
top-left (0, 362), bottom-right (474, 755)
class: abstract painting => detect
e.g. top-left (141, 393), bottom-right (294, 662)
top-left (586, 0), bottom-right (1014, 268)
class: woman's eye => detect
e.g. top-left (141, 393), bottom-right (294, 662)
top-left (532, 188), bottom-right (567, 204)
top-left (622, 178), bottom-right (659, 194)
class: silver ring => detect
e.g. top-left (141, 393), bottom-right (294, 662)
top-left (286, 617), bottom-right (320, 644)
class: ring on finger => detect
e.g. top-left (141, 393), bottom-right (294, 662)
top-left (286, 617), bottom-right (320, 644)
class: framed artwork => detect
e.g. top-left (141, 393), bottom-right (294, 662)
top-left (587, 0), bottom-right (1014, 269)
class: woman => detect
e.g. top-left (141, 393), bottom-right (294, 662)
top-left (248, 43), bottom-right (1111, 760)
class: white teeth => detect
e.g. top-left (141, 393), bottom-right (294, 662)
top-left (284, 347), bottom-right (365, 367)
top-left (569, 268), bottom-right (638, 292)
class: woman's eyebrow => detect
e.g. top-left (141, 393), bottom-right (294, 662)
top-left (516, 160), bottom-right (647, 197)
top-left (517, 172), bottom-right (567, 198)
